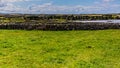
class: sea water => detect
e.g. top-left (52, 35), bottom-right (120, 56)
top-left (74, 20), bottom-right (120, 23)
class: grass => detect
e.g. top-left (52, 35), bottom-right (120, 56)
top-left (0, 30), bottom-right (120, 68)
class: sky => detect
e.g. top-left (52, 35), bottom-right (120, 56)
top-left (0, 0), bottom-right (120, 14)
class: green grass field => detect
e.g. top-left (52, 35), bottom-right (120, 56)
top-left (0, 30), bottom-right (120, 68)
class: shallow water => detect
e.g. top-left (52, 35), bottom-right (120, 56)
top-left (74, 20), bottom-right (120, 23)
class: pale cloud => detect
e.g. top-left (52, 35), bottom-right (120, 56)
top-left (103, 0), bottom-right (114, 2)
top-left (0, 0), bottom-right (30, 13)
top-left (26, 2), bottom-right (120, 14)
top-left (27, 3), bottom-right (84, 14)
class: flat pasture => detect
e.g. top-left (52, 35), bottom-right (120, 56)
top-left (0, 30), bottom-right (120, 68)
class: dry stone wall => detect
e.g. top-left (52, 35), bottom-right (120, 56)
top-left (0, 22), bottom-right (120, 30)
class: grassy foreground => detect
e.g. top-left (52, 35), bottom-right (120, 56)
top-left (0, 30), bottom-right (120, 68)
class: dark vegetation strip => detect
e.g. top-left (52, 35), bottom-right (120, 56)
top-left (0, 22), bottom-right (120, 30)
top-left (1, 14), bottom-right (120, 23)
